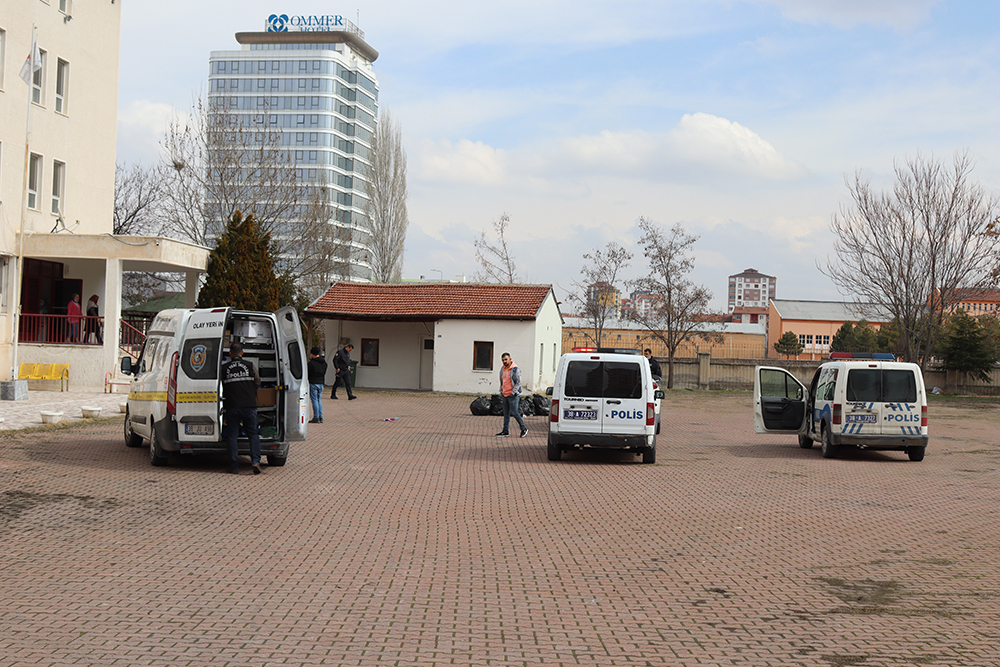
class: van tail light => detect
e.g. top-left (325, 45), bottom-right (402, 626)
top-left (166, 351), bottom-right (179, 415)
top-left (646, 402), bottom-right (655, 426)
top-left (550, 399), bottom-right (559, 423)
top-left (832, 403), bottom-right (842, 425)
top-left (921, 405), bottom-right (927, 427)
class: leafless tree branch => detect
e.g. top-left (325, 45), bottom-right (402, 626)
top-left (474, 213), bottom-right (519, 283)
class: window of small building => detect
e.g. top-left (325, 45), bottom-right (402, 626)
top-left (473, 341), bottom-right (493, 371)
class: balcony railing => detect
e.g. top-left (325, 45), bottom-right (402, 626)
top-left (119, 319), bottom-right (146, 359)
top-left (18, 313), bottom-right (104, 345)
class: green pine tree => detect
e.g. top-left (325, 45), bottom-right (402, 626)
top-left (852, 320), bottom-right (878, 352)
top-left (197, 210), bottom-right (281, 311)
top-left (774, 331), bottom-right (803, 358)
top-left (831, 321), bottom-right (855, 352)
top-left (938, 310), bottom-right (996, 388)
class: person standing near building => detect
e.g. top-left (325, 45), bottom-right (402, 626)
top-left (85, 295), bottom-right (103, 344)
top-left (495, 352), bottom-right (528, 438)
top-left (644, 348), bottom-right (662, 378)
top-left (330, 343), bottom-right (357, 400)
top-left (67, 293), bottom-right (82, 343)
top-left (307, 346), bottom-right (328, 423)
top-left (222, 342), bottom-right (263, 475)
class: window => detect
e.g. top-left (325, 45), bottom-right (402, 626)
top-left (27, 154), bottom-right (41, 210)
top-left (473, 341), bottom-right (494, 371)
top-left (805, 334), bottom-right (813, 346)
top-left (361, 339), bottom-right (379, 366)
top-left (59, 0), bottom-right (72, 14)
top-left (50, 161), bottom-right (64, 214)
top-left (32, 49), bottom-right (45, 104)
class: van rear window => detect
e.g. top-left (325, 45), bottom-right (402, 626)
top-left (564, 360), bottom-right (642, 399)
top-left (181, 338), bottom-right (220, 380)
top-left (846, 369), bottom-right (917, 403)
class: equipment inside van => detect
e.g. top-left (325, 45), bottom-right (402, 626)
top-left (121, 307), bottom-right (308, 467)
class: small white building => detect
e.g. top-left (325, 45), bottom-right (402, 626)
top-left (306, 283), bottom-right (563, 394)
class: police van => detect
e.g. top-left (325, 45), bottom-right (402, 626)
top-left (546, 349), bottom-right (664, 463)
top-left (753, 353), bottom-right (929, 461)
top-left (121, 307), bottom-right (308, 467)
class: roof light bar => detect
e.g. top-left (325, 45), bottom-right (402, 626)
top-left (829, 352), bottom-right (896, 360)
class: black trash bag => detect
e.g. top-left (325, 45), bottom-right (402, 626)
top-left (470, 396), bottom-right (492, 416)
top-left (489, 394), bottom-right (505, 415)
top-left (532, 394), bottom-right (550, 414)
top-left (519, 397), bottom-right (534, 417)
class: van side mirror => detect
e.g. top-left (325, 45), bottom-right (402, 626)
top-left (545, 386), bottom-right (553, 396)
top-left (120, 356), bottom-right (133, 375)
top-left (654, 390), bottom-right (665, 400)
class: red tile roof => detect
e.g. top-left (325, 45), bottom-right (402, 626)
top-left (306, 282), bottom-right (556, 320)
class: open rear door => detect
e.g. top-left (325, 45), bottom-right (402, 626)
top-left (176, 308), bottom-right (230, 443)
top-left (753, 366), bottom-right (807, 435)
top-left (275, 306), bottom-right (308, 440)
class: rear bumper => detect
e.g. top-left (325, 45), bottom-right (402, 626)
top-left (154, 419), bottom-right (290, 456)
top-left (549, 431), bottom-right (654, 449)
top-left (829, 432), bottom-right (928, 450)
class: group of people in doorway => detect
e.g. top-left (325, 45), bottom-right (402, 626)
top-left (306, 343), bottom-right (357, 424)
top-left (61, 293), bottom-right (103, 344)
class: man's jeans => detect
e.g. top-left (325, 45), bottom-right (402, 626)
top-left (502, 394), bottom-right (527, 434)
top-left (309, 383), bottom-right (324, 420)
top-left (225, 406), bottom-right (261, 471)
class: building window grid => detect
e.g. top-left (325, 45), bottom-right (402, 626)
top-left (51, 161), bottom-right (64, 215)
top-left (27, 154), bottom-right (41, 210)
top-left (55, 59), bottom-right (69, 113)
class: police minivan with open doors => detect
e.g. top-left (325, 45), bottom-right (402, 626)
top-left (121, 306), bottom-right (308, 467)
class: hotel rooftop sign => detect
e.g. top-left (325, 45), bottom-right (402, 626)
top-left (265, 13), bottom-right (364, 38)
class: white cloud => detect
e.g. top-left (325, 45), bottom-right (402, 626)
top-left (760, 0), bottom-right (942, 30)
top-left (116, 100), bottom-right (184, 166)
top-left (413, 138), bottom-right (509, 186)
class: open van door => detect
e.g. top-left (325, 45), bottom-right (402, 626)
top-left (275, 306), bottom-right (308, 440)
top-left (176, 308), bottom-right (230, 443)
top-left (753, 366), bottom-right (807, 435)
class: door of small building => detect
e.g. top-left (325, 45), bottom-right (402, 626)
top-left (419, 336), bottom-right (434, 390)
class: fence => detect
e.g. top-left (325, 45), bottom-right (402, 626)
top-left (659, 354), bottom-right (1000, 395)
top-left (18, 313), bottom-right (104, 346)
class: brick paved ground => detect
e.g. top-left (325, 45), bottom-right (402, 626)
top-left (1, 390), bottom-right (998, 667)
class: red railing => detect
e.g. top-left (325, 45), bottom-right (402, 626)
top-left (18, 313), bottom-right (104, 345)
top-left (119, 319), bottom-right (146, 359)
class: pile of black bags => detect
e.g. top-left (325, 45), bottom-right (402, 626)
top-left (469, 393), bottom-right (550, 416)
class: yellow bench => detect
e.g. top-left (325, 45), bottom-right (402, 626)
top-left (17, 362), bottom-right (69, 391)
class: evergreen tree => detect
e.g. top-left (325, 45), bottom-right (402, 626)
top-left (852, 320), bottom-right (878, 352)
top-left (197, 210), bottom-right (281, 311)
top-left (831, 322), bottom-right (855, 352)
top-left (938, 310), bottom-right (997, 388)
top-left (774, 331), bottom-right (803, 358)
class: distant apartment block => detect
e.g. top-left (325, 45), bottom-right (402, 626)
top-left (728, 268), bottom-right (776, 312)
top-left (586, 282), bottom-right (622, 319)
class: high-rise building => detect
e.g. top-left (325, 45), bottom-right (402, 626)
top-left (727, 268), bottom-right (776, 312)
top-left (208, 14), bottom-right (379, 287)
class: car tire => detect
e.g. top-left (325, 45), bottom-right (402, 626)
top-left (124, 408), bottom-right (142, 448)
top-left (643, 441), bottom-right (656, 464)
top-left (820, 425), bottom-right (837, 459)
top-left (149, 420), bottom-right (168, 466)
top-left (798, 433), bottom-right (813, 449)
top-left (547, 435), bottom-right (562, 461)
top-left (907, 446), bottom-right (926, 462)
top-left (267, 454), bottom-right (287, 467)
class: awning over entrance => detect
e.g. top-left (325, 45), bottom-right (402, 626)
top-left (21, 234), bottom-right (210, 273)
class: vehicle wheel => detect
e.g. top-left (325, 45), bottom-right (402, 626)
top-left (149, 420), bottom-right (168, 466)
top-left (643, 441), bottom-right (656, 464)
top-left (798, 433), bottom-right (813, 449)
top-left (267, 454), bottom-right (287, 467)
top-left (547, 435), bottom-right (562, 461)
top-left (820, 426), bottom-right (837, 459)
top-left (124, 408), bottom-right (142, 448)
top-left (907, 446), bottom-right (926, 462)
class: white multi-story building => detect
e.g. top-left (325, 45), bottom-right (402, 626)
top-left (727, 268), bottom-right (776, 312)
top-left (208, 14), bottom-right (379, 286)
top-left (0, 2), bottom-right (207, 387)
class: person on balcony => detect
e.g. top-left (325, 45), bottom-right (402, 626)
top-left (67, 293), bottom-right (82, 343)
top-left (85, 295), bottom-right (103, 344)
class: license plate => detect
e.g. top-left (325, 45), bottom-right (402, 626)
top-left (185, 424), bottom-right (215, 435)
top-left (564, 409), bottom-right (598, 420)
top-left (845, 414), bottom-right (877, 423)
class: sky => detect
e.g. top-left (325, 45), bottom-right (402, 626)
top-left (115, 0), bottom-right (1000, 310)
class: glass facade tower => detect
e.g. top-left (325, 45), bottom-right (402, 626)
top-left (208, 20), bottom-right (379, 287)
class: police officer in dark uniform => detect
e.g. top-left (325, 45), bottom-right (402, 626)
top-left (222, 341), bottom-right (263, 475)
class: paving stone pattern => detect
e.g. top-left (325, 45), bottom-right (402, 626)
top-left (1, 391), bottom-right (998, 666)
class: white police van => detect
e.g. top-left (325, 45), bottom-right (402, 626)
top-left (121, 307), bottom-right (308, 467)
top-left (546, 349), bottom-right (664, 463)
top-left (753, 353), bottom-right (929, 461)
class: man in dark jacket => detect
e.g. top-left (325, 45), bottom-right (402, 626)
top-left (330, 343), bottom-right (357, 400)
top-left (644, 348), bottom-right (662, 378)
top-left (222, 342), bottom-right (262, 475)
top-left (307, 346), bottom-right (328, 423)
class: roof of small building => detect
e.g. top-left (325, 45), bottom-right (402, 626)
top-left (950, 288), bottom-right (1000, 303)
top-left (770, 299), bottom-right (893, 322)
top-left (306, 282), bottom-right (557, 321)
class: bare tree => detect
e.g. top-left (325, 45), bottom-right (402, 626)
top-left (823, 152), bottom-right (999, 367)
top-left (363, 109), bottom-right (408, 282)
top-left (568, 242), bottom-right (632, 347)
top-left (475, 213), bottom-right (519, 283)
top-left (114, 162), bottom-right (164, 236)
top-left (159, 97), bottom-right (336, 286)
top-left (629, 217), bottom-right (719, 389)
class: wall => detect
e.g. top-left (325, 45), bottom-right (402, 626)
top-left (434, 319), bottom-right (539, 394)
top-left (531, 292), bottom-right (563, 390)
top-left (323, 320), bottom-right (433, 389)
top-left (19, 343), bottom-right (107, 389)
